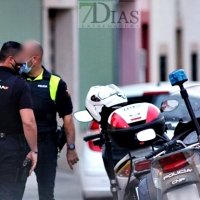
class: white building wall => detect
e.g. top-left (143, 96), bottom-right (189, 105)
top-left (43, 0), bottom-right (79, 170)
top-left (150, 0), bottom-right (176, 82)
top-left (180, 0), bottom-right (200, 80)
top-left (140, 0), bottom-right (149, 11)
top-left (43, 0), bottom-right (78, 113)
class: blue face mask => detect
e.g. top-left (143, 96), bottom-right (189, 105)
top-left (19, 57), bottom-right (35, 74)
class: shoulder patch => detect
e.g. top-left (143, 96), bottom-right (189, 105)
top-left (65, 85), bottom-right (71, 97)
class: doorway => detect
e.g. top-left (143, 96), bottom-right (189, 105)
top-left (43, 7), bottom-right (79, 112)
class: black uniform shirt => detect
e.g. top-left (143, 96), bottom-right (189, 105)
top-left (0, 67), bottom-right (33, 110)
top-left (23, 67), bottom-right (73, 118)
top-left (55, 78), bottom-right (73, 117)
top-left (0, 67), bottom-right (33, 134)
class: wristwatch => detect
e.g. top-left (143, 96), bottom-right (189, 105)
top-left (67, 144), bottom-right (75, 150)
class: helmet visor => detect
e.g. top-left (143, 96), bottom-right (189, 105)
top-left (97, 84), bottom-right (126, 100)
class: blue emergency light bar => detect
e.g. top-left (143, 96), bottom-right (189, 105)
top-left (169, 69), bottom-right (188, 86)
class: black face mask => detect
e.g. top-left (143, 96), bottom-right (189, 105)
top-left (11, 59), bottom-right (25, 74)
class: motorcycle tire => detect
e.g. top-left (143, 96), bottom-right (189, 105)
top-left (123, 179), bottom-right (139, 200)
top-left (138, 173), bottom-right (157, 200)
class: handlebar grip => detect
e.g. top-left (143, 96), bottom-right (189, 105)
top-left (83, 133), bottom-right (102, 142)
top-left (145, 146), bottom-right (165, 159)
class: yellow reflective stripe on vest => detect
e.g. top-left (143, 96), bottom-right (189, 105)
top-left (50, 75), bottom-right (61, 101)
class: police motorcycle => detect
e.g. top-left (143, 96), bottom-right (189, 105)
top-left (74, 84), bottom-right (167, 200)
top-left (138, 69), bottom-right (200, 200)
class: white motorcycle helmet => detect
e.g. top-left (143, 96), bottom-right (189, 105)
top-left (85, 84), bottom-right (127, 122)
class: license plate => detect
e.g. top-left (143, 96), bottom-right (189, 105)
top-left (167, 184), bottom-right (199, 200)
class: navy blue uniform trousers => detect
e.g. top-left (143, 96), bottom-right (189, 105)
top-left (0, 137), bottom-right (27, 200)
top-left (34, 139), bottom-right (58, 200)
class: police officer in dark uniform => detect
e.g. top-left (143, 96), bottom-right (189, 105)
top-left (0, 41), bottom-right (38, 200)
top-left (21, 40), bottom-right (79, 200)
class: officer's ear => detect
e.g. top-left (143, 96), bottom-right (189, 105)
top-left (33, 55), bottom-right (39, 64)
top-left (7, 56), bottom-right (14, 65)
top-left (7, 56), bottom-right (12, 62)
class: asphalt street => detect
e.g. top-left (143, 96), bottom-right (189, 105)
top-left (23, 130), bottom-right (83, 200)
top-left (23, 131), bottom-right (112, 200)
top-left (23, 167), bottom-right (82, 200)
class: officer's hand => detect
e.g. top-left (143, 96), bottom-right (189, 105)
top-left (26, 152), bottom-right (38, 175)
top-left (67, 150), bottom-right (79, 170)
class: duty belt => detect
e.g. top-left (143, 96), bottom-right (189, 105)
top-left (0, 132), bottom-right (56, 142)
top-left (0, 133), bottom-right (25, 141)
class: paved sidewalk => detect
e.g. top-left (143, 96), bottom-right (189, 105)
top-left (23, 167), bottom-right (82, 200)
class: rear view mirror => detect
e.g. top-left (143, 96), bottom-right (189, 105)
top-left (137, 129), bottom-right (156, 142)
top-left (161, 99), bottom-right (179, 112)
top-left (73, 110), bottom-right (93, 122)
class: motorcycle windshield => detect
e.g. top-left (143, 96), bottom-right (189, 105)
top-left (161, 85), bottom-right (200, 124)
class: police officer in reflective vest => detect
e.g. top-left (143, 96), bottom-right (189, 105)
top-left (21, 40), bottom-right (79, 200)
top-left (0, 41), bottom-right (38, 199)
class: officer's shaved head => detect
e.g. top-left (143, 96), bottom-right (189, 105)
top-left (23, 40), bottom-right (43, 62)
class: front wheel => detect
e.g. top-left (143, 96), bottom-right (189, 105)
top-left (123, 179), bottom-right (139, 200)
top-left (83, 198), bottom-right (112, 200)
top-left (82, 194), bottom-right (112, 200)
top-left (138, 174), bottom-right (156, 200)
top-left (123, 189), bottom-right (138, 200)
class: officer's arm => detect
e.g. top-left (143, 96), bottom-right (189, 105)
top-left (20, 108), bottom-right (38, 174)
top-left (56, 79), bottom-right (79, 169)
top-left (63, 114), bottom-right (75, 145)
top-left (63, 114), bottom-right (79, 170)
top-left (56, 79), bottom-right (75, 143)
top-left (20, 108), bottom-right (38, 152)
top-left (17, 79), bottom-right (37, 152)
top-left (17, 79), bottom-right (38, 174)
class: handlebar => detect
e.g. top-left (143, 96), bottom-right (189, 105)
top-left (145, 146), bottom-right (166, 159)
top-left (83, 133), bottom-right (102, 142)
top-left (145, 140), bottom-right (176, 159)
